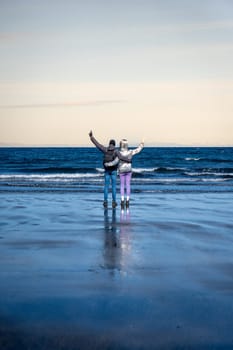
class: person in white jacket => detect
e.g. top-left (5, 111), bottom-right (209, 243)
top-left (105, 138), bottom-right (144, 209)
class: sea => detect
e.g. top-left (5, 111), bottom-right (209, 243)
top-left (1, 147), bottom-right (233, 349)
top-left (0, 147), bottom-right (232, 194)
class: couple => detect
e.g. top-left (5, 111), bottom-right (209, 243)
top-left (89, 130), bottom-right (144, 209)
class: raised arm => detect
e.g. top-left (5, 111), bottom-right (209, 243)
top-left (89, 130), bottom-right (107, 153)
top-left (131, 141), bottom-right (144, 156)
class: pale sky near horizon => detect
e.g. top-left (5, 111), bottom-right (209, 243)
top-left (0, 0), bottom-right (233, 146)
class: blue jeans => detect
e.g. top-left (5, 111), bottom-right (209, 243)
top-left (104, 170), bottom-right (117, 202)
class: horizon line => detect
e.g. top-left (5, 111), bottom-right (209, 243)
top-left (1, 143), bottom-right (233, 148)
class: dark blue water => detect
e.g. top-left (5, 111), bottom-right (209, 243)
top-left (0, 147), bottom-right (233, 193)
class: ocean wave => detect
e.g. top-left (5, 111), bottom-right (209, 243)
top-left (184, 157), bottom-right (233, 163)
top-left (200, 178), bottom-right (229, 182)
top-left (8, 166), bottom-right (97, 174)
top-left (131, 177), bottom-right (231, 183)
top-left (1, 147), bottom-right (232, 193)
top-left (185, 171), bottom-right (233, 177)
top-left (185, 157), bottom-right (201, 161)
top-left (0, 173), bottom-right (103, 181)
top-left (132, 167), bottom-right (186, 173)
top-left (132, 167), bottom-right (156, 173)
top-left (196, 158), bottom-right (233, 163)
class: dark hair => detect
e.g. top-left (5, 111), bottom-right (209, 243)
top-left (109, 139), bottom-right (116, 146)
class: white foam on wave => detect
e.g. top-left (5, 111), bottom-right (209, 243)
top-left (132, 167), bottom-right (156, 173)
top-left (0, 173), bottom-right (103, 181)
top-left (132, 177), bottom-right (198, 183)
top-left (185, 157), bottom-right (201, 161)
top-left (185, 171), bottom-right (233, 177)
top-left (132, 177), bottom-right (230, 183)
top-left (201, 178), bottom-right (229, 182)
top-left (157, 178), bottom-right (198, 183)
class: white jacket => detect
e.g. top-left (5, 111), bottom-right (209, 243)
top-left (105, 139), bottom-right (144, 173)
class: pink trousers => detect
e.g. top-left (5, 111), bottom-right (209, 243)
top-left (120, 172), bottom-right (132, 198)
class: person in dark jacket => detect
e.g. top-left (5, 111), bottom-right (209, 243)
top-left (105, 138), bottom-right (144, 209)
top-left (89, 130), bottom-right (130, 208)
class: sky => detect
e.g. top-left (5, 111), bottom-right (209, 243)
top-left (0, 0), bottom-right (233, 146)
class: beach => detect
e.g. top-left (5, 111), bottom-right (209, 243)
top-left (1, 190), bottom-right (233, 349)
top-left (1, 0), bottom-right (233, 346)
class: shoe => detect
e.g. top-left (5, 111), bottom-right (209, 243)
top-left (112, 201), bottom-right (117, 208)
top-left (126, 200), bottom-right (130, 208)
top-left (121, 200), bottom-right (125, 209)
top-left (103, 201), bottom-right (108, 208)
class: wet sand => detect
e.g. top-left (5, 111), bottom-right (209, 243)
top-left (0, 191), bottom-right (233, 349)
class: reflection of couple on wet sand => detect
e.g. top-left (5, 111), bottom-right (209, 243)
top-left (103, 208), bottom-right (131, 274)
top-left (89, 131), bottom-right (144, 209)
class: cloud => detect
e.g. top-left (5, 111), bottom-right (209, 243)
top-left (0, 100), bottom-right (125, 109)
top-left (154, 20), bottom-right (233, 33)
top-left (0, 32), bottom-right (34, 42)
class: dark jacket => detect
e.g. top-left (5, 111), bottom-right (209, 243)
top-left (90, 135), bottom-right (130, 171)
